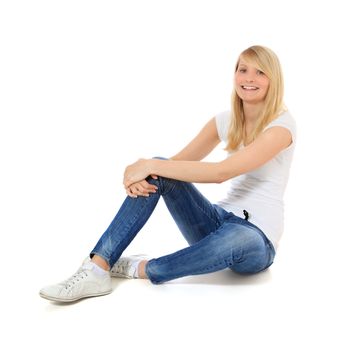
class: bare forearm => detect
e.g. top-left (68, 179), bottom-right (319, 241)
top-left (123, 158), bottom-right (226, 188)
top-left (150, 159), bottom-right (224, 184)
top-left (124, 127), bottom-right (292, 188)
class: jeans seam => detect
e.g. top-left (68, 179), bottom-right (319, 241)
top-left (159, 177), bottom-right (222, 232)
top-left (157, 176), bottom-right (178, 196)
top-left (107, 197), bottom-right (154, 267)
top-left (187, 190), bottom-right (222, 230)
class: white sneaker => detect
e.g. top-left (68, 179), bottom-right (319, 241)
top-left (110, 254), bottom-right (150, 279)
top-left (39, 261), bottom-right (112, 302)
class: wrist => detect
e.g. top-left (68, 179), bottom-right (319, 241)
top-left (150, 159), bottom-right (161, 175)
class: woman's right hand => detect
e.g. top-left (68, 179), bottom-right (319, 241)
top-left (126, 177), bottom-right (158, 198)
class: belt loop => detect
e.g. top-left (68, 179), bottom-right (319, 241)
top-left (243, 210), bottom-right (249, 221)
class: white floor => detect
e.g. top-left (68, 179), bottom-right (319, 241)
top-left (2, 173), bottom-right (357, 350)
top-left (2, 2), bottom-right (357, 348)
top-left (3, 214), bottom-right (356, 350)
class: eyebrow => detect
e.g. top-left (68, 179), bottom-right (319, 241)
top-left (238, 62), bottom-right (262, 71)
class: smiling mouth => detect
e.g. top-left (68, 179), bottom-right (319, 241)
top-left (241, 85), bottom-right (259, 90)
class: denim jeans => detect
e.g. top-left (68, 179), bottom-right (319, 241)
top-left (90, 176), bottom-right (275, 284)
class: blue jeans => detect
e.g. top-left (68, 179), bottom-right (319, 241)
top-left (90, 176), bottom-right (275, 284)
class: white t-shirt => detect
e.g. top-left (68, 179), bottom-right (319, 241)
top-left (215, 110), bottom-right (296, 250)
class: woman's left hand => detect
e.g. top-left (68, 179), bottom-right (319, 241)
top-left (123, 158), bottom-right (155, 188)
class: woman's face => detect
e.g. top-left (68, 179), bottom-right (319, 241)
top-left (234, 58), bottom-right (270, 104)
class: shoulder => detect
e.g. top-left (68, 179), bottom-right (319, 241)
top-left (264, 110), bottom-right (297, 143)
top-left (214, 110), bottom-right (231, 142)
top-left (215, 110), bottom-right (231, 127)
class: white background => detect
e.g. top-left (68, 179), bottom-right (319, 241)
top-left (1, 0), bottom-right (356, 349)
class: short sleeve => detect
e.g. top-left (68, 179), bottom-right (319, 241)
top-left (264, 111), bottom-right (297, 144)
top-left (215, 110), bottom-right (231, 143)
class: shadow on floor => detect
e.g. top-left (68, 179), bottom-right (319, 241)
top-left (110, 267), bottom-right (274, 288)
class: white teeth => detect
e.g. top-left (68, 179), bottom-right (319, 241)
top-left (242, 86), bottom-right (258, 90)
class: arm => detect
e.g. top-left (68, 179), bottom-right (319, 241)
top-left (125, 117), bottom-right (220, 197)
top-left (124, 126), bottom-right (292, 187)
top-left (170, 117), bottom-right (221, 161)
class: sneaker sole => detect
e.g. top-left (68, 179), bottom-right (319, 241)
top-left (39, 289), bottom-right (112, 303)
top-left (110, 273), bottom-right (134, 278)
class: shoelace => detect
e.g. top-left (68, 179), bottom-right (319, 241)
top-left (64, 270), bottom-right (89, 290)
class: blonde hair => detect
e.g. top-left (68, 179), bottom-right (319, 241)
top-left (225, 45), bottom-right (286, 152)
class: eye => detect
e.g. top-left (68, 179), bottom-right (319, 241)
top-left (238, 68), bottom-right (246, 73)
top-left (256, 70), bottom-right (265, 75)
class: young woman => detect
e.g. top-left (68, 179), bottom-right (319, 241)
top-left (40, 45), bottom-right (296, 302)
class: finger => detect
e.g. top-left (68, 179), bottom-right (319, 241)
top-left (140, 181), bottom-right (158, 193)
top-left (124, 179), bottom-right (133, 188)
top-left (129, 184), bottom-right (149, 197)
top-left (126, 187), bottom-right (137, 198)
top-left (135, 184), bottom-right (150, 197)
top-left (136, 184), bottom-right (149, 195)
top-left (143, 179), bottom-right (158, 188)
top-left (129, 186), bottom-right (141, 196)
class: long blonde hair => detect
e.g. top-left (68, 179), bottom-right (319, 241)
top-left (225, 45), bottom-right (286, 152)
